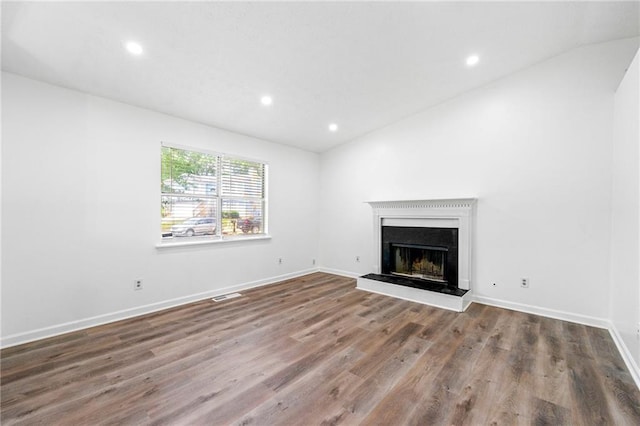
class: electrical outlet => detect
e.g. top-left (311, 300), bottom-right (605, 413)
top-left (278, 258), bottom-right (283, 265)
top-left (521, 278), bottom-right (529, 288)
top-left (356, 256), bottom-right (360, 263)
top-left (134, 279), bottom-right (143, 291)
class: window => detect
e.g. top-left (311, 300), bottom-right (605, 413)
top-left (161, 144), bottom-right (267, 242)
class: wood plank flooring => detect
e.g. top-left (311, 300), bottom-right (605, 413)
top-left (1, 272), bottom-right (639, 425)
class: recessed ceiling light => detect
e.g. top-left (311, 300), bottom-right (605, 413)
top-left (466, 55), bottom-right (480, 67)
top-left (329, 123), bottom-right (338, 132)
top-left (261, 95), bottom-right (273, 106)
top-left (125, 41), bottom-right (143, 56)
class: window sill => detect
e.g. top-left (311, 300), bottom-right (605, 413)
top-left (156, 234), bottom-right (272, 249)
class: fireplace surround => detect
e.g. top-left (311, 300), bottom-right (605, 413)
top-left (357, 198), bottom-right (476, 312)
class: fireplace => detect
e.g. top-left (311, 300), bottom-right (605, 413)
top-left (381, 226), bottom-right (458, 289)
top-left (357, 199), bottom-right (476, 312)
top-left (390, 244), bottom-right (447, 282)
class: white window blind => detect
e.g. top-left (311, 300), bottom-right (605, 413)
top-left (161, 145), bottom-right (267, 241)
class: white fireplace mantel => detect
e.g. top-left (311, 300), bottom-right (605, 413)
top-left (367, 198), bottom-right (476, 290)
top-left (358, 198), bottom-right (476, 311)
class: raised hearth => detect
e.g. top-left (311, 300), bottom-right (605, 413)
top-left (357, 198), bottom-right (476, 312)
top-left (361, 273), bottom-right (468, 296)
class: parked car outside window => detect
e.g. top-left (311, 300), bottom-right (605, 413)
top-left (171, 217), bottom-right (216, 237)
top-left (240, 217), bottom-right (262, 234)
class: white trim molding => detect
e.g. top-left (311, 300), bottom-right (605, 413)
top-left (608, 322), bottom-right (640, 390)
top-left (473, 294), bottom-right (611, 329)
top-left (317, 267), bottom-right (361, 279)
top-left (0, 268), bottom-right (318, 349)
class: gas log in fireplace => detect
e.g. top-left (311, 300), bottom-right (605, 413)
top-left (357, 199), bottom-right (476, 312)
top-left (390, 243), bottom-right (447, 282)
top-left (381, 226), bottom-right (458, 288)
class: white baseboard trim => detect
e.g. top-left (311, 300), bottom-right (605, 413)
top-left (4, 268), bottom-right (639, 391)
top-left (316, 267), bottom-right (360, 279)
top-left (607, 322), bottom-right (640, 390)
top-left (0, 268), bottom-right (319, 349)
top-left (349, 279), bottom-right (640, 388)
top-left (474, 295), bottom-right (640, 390)
top-left (473, 295), bottom-right (611, 329)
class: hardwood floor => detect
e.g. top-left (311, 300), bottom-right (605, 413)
top-left (1, 272), bottom-right (639, 425)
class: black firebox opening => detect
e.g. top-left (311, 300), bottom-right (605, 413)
top-left (390, 244), bottom-right (448, 282)
top-left (381, 226), bottom-right (458, 289)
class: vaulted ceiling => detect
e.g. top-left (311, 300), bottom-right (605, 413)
top-left (2, 1), bottom-right (638, 152)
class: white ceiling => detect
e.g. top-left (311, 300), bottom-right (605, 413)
top-left (2, 1), bottom-right (639, 152)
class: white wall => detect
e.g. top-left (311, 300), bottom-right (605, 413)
top-left (319, 38), bottom-right (639, 322)
top-left (1, 72), bottom-right (320, 345)
top-left (611, 48), bottom-right (640, 367)
top-left (2, 38), bottom-right (638, 351)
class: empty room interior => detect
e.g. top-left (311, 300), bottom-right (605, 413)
top-left (2, 1), bottom-right (640, 424)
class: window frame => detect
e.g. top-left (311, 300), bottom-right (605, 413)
top-left (157, 142), bottom-right (269, 248)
